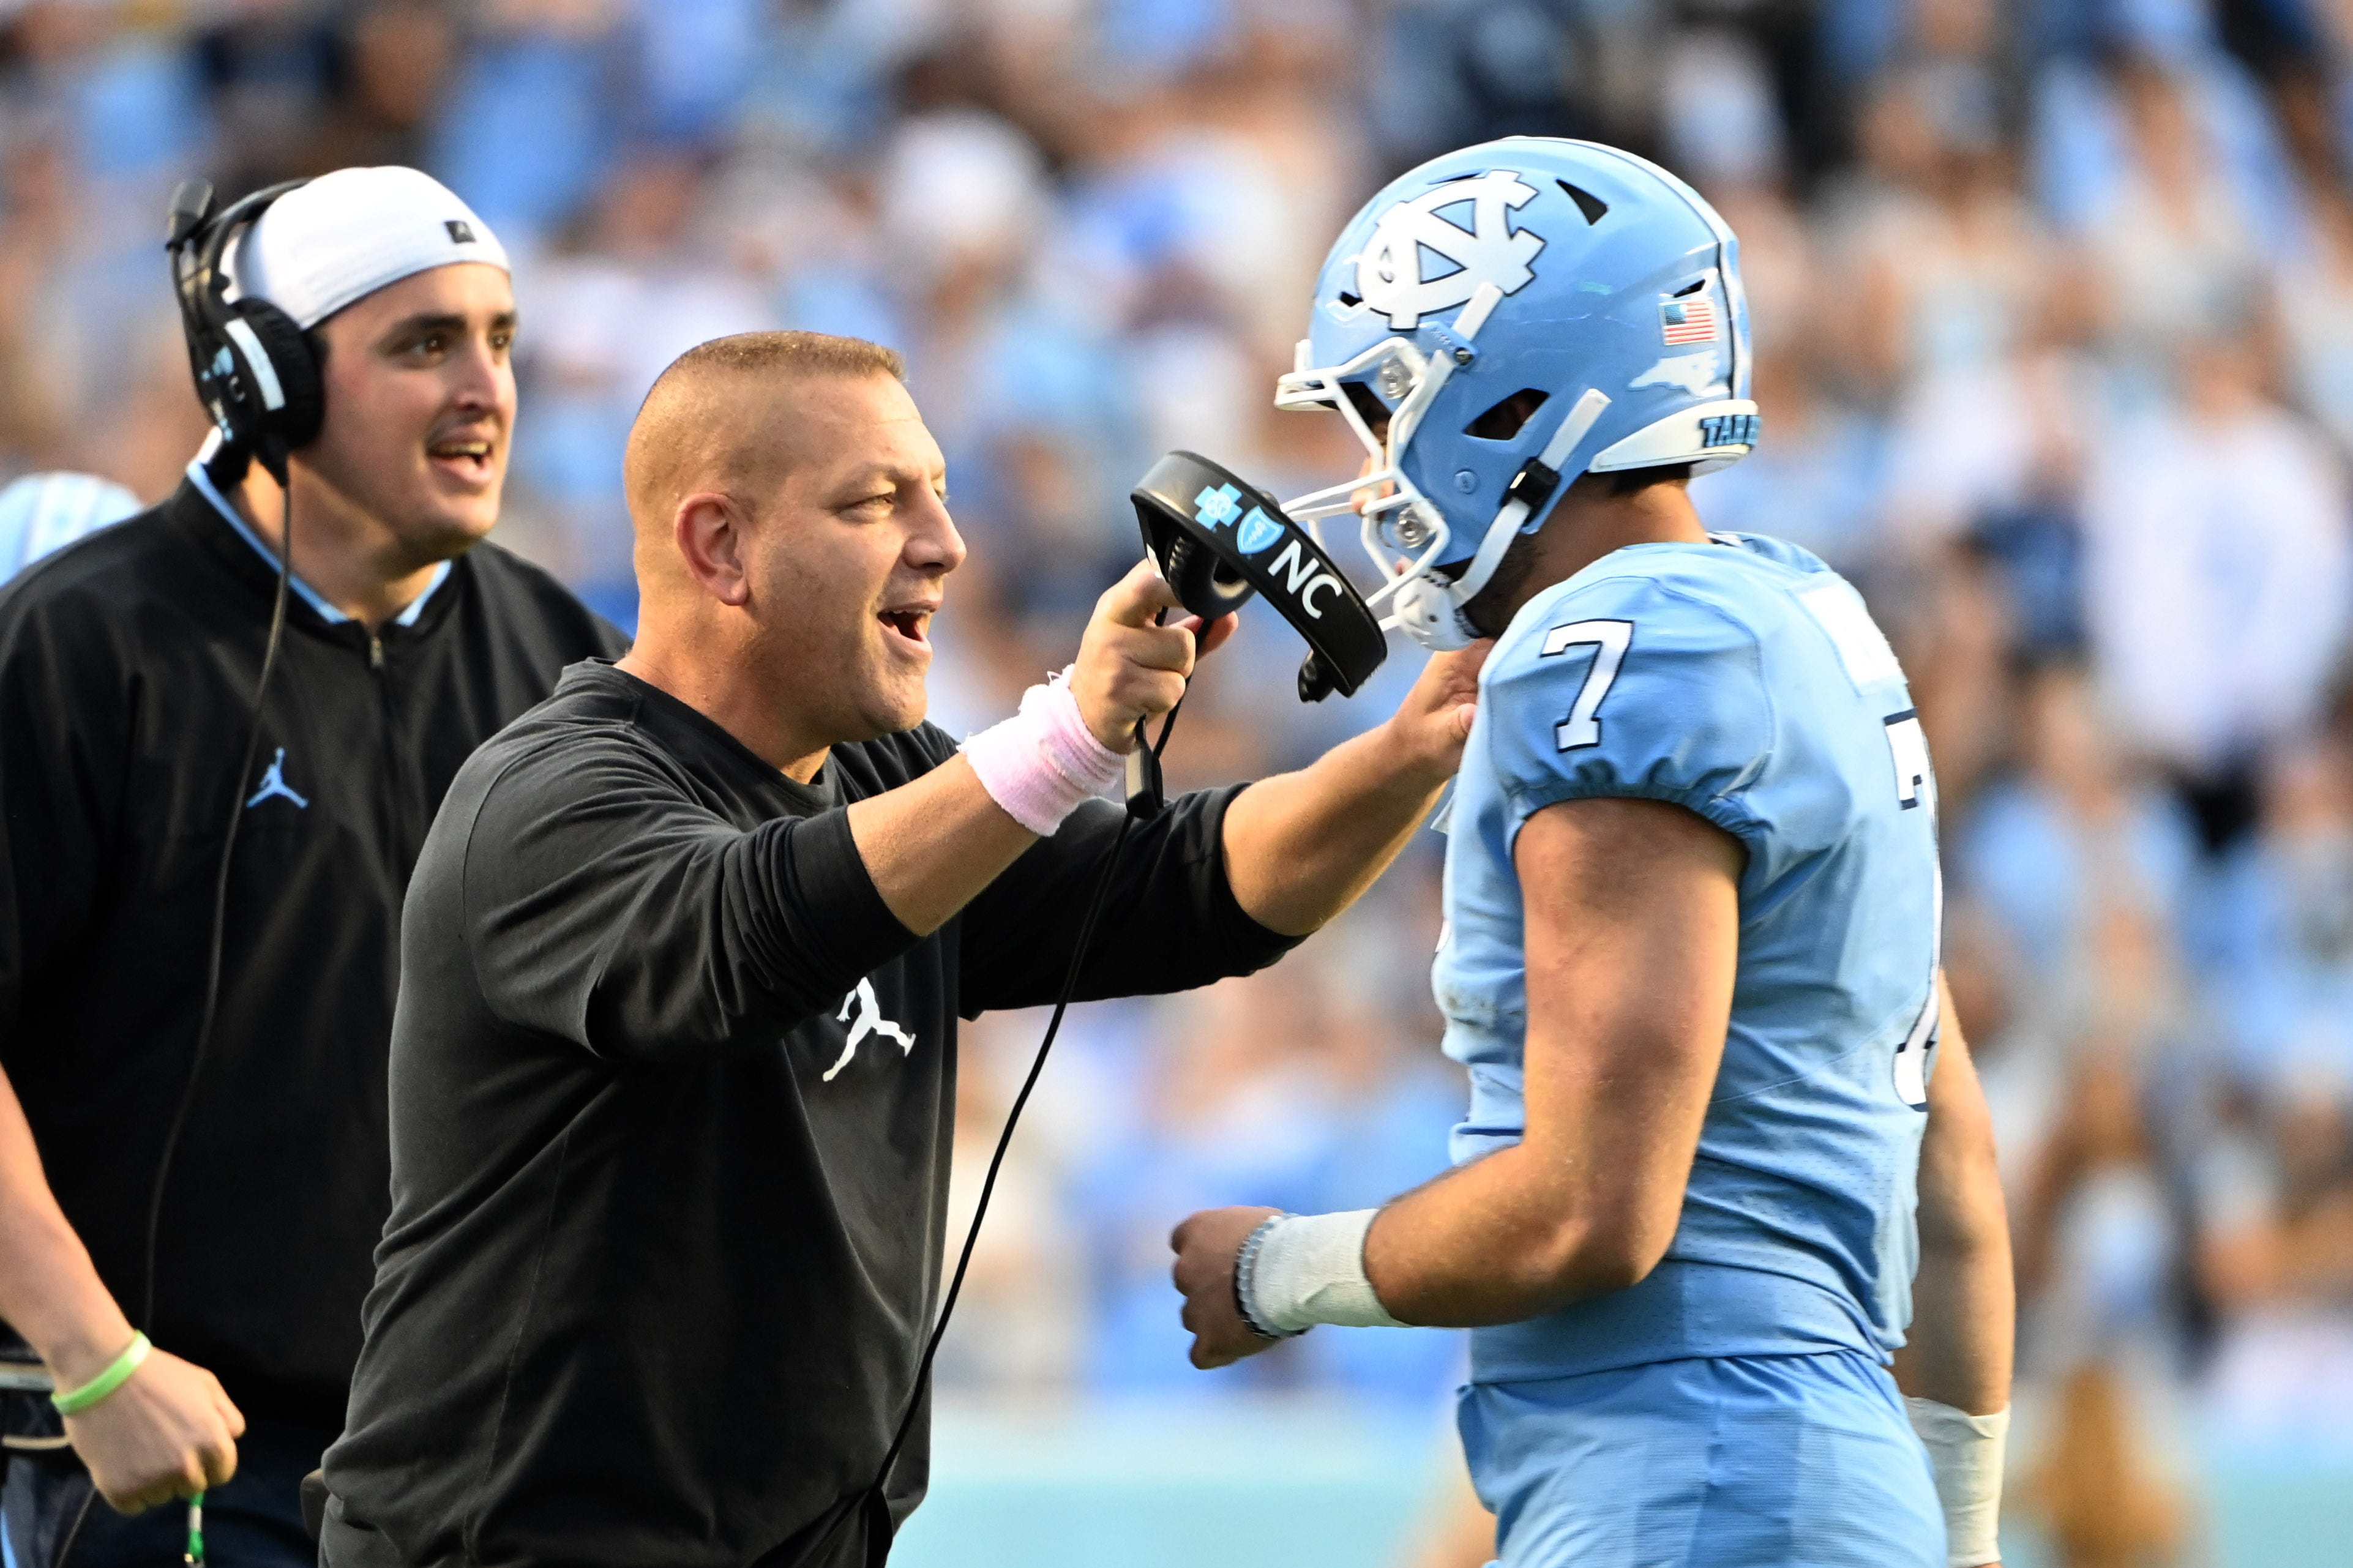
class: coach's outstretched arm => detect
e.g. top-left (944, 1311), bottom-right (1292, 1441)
top-left (731, 539), bottom-right (1479, 948)
top-left (469, 559), bottom-right (1210, 1058)
top-left (1217, 641), bottom-right (1484, 936)
top-left (839, 559), bottom-right (1218, 936)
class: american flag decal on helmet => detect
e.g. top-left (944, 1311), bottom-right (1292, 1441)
top-left (1660, 294), bottom-right (1718, 345)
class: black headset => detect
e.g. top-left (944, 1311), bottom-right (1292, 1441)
top-left (166, 177), bottom-right (325, 484)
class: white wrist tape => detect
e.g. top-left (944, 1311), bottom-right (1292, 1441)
top-left (1906, 1397), bottom-right (2008, 1568)
top-left (1243, 1209), bottom-right (1406, 1334)
top-left (959, 670), bottom-right (1124, 835)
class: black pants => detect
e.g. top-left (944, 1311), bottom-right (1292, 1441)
top-left (1, 1409), bottom-right (332, 1568)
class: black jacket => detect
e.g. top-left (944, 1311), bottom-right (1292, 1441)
top-left (320, 663), bottom-right (1298, 1567)
top-left (0, 477), bottom-right (626, 1423)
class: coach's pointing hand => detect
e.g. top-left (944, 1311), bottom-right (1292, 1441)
top-left (1070, 558), bottom-right (1237, 753)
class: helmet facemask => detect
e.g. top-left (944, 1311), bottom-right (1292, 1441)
top-left (1276, 329), bottom-right (1455, 607)
top-left (1275, 280), bottom-right (1619, 651)
top-left (1273, 283), bottom-right (1524, 649)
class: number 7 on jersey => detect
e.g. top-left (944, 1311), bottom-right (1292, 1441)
top-left (1540, 619), bottom-right (1634, 751)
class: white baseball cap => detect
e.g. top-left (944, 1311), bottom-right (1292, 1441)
top-left (226, 166), bottom-right (509, 330)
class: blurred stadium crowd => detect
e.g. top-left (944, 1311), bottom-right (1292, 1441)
top-left (7, 0), bottom-right (2353, 1559)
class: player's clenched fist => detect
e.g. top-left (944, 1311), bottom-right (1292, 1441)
top-left (1068, 558), bottom-right (1236, 753)
top-left (62, 1345), bottom-right (243, 1514)
top-left (1170, 1204), bottom-right (1283, 1370)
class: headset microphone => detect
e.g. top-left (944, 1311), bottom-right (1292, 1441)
top-left (1130, 451), bottom-right (1388, 704)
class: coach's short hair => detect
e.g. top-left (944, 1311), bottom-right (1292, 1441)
top-left (646, 330), bottom-right (905, 395)
top-left (624, 330), bottom-right (908, 525)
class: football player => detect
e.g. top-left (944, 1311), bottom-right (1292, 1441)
top-left (1170, 139), bottom-right (2013, 1568)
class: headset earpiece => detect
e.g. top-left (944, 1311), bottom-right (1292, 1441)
top-left (224, 299), bottom-right (325, 452)
top-left (167, 178), bottom-right (319, 480)
top-left (1158, 532), bottom-right (1255, 622)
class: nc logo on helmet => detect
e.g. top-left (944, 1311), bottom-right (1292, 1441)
top-left (1356, 171), bottom-right (1546, 330)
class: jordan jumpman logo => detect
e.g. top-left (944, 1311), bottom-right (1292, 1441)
top-left (244, 747), bottom-right (309, 810)
top-left (823, 978), bottom-right (916, 1081)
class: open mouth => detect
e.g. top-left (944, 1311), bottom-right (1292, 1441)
top-left (878, 608), bottom-right (932, 649)
top-left (426, 435), bottom-right (496, 483)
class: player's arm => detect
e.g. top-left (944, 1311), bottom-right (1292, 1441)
top-left (1171, 794), bottom-right (1741, 1355)
top-left (1891, 972), bottom-right (2013, 1568)
top-left (0, 1062), bottom-right (242, 1512)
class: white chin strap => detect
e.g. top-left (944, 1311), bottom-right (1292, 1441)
top-left (1390, 387), bottom-right (1611, 649)
top-left (1275, 282), bottom-right (1614, 653)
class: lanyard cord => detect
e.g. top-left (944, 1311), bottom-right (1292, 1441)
top-left (820, 703), bottom-right (1183, 1568)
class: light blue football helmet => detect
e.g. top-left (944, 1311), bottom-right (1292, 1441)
top-left (1274, 138), bottom-right (1758, 649)
top-left (0, 470), bottom-right (141, 583)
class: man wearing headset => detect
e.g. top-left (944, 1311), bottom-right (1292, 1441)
top-left (0, 167), bottom-right (624, 1567)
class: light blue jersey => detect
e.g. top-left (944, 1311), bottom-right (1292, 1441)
top-left (1437, 531), bottom-right (1942, 1386)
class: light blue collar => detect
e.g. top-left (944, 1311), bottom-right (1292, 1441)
top-left (184, 456), bottom-right (450, 629)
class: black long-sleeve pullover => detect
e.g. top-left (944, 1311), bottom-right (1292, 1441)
top-left (0, 477), bottom-right (626, 1424)
top-left (320, 661), bottom-right (1298, 1568)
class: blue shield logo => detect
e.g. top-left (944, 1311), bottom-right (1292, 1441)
top-left (1235, 507), bottom-right (1283, 554)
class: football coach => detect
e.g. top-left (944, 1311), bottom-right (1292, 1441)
top-left (316, 330), bottom-right (1483, 1568)
top-left (0, 168), bottom-right (624, 1567)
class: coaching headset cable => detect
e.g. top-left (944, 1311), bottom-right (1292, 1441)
top-left (143, 475), bottom-right (293, 1332)
top-left (826, 701), bottom-right (1183, 1568)
top-left (51, 470), bottom-right (294, 1568)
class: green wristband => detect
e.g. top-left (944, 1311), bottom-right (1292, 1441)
top-left (50, 1332), bottom-right (151, 1415)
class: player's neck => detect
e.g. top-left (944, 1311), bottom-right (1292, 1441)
top-left (1465, 476), bottom-right (1709, 637)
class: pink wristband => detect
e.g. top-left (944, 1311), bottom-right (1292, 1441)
top-left (961, 672), bottom-right (1125, 835)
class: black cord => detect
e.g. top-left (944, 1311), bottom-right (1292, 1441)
top-left (826, 703), bottom-right (1183, 1567)
top-left (143, 468), bottom-right (293, 1331)
top-left (57, 469), bottom-right (294, 1568)
top-left (47, 1487), bottom-right (95, 1568)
